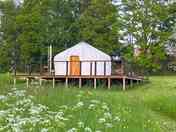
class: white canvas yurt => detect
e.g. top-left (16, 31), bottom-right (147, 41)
top-left (54, 42), bottom-right (111, 76)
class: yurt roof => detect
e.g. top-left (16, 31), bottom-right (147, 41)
top-left (54, 42), bottom-right (111, 61)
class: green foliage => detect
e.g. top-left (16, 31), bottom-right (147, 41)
top-left (0, 0), bottom-right (176, 72)
top-left (79, 0), bottom-right (120, 54)
top-left (0, 0), bottom-right (19, 71)
top-left (121, 0), bottom-right (175, 71)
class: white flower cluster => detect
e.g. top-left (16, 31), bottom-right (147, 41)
top-left (0, 88), bottom-right (121, 132)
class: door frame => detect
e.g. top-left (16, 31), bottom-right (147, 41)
top-left (69, 55), bottom-right (80, 76)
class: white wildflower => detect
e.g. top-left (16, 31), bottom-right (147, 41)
top-left (41, 128), bottom-right (48, 132)
top-left (90, 100), bottom-right (100, 104)
top-left (0, 95), bottom-right (7, 101)
top-left (67, 114), bottom-right (73, 119)
top-left (16, 98), bottom-right (33, 107)
top-left (102, 103), bottom-right (109, 111)
top-left (98, 118), bottom-right (106, 124)
top-left (56, 111), bottom-right (64, 117)
top-left (11, 126), bottom-right (22, 132)
top-left (88, 104), bottom-right (96, 110)
top-left (28, 116), bottom-right (41, 124)
top-left (13, 90), bottom-right (26, 97)
top-left (113, 116), bottom-right (120, 122)
top-left (0, 126), bottom-right (7, 131)
top-left (11, 88), bottom-right (17, 91)
top-left (76, 101), bottom-right (84, 107)
top-left (67, 128), bottom-right (77, 132)
top-left (84, 127), bottom-right (92, 132)
top-left (104, 112), bottom-right (112, 119)
top-left (38, 104), bottom-right (48, 111)
top-left (95, 130), bottom-right (102, 132)
top-left (59, 105), bottom-right (68, 110)
top-left (76, 94), bottom-right (82, 98)
top-left (73, 101), bottom-right (84, 109)
top-left (29, 104), bottom-right (47, 115)
top-left (55, 111), bottom-right (68, 121)
top-left (41, 119), bottom-right (51, 126)
top-left (105, 123), bottom-right (113, 128)
top-left (7, 92), bottom-right (13, 96)
top-left (76, 91), bottom-right (84, 98)
top-left (0, 110), bottom-right (8, 117)
top-left (77, 121), bottom-right (84, 128)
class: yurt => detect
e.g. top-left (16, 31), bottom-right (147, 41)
top-left (54, 42), bottom-right (111, 76)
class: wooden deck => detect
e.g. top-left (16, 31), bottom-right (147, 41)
top-left (13, 60), bottom-right (145, 90)
top-left (14, 74), bottom-right (144, 90)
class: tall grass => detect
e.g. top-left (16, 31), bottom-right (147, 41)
top-left (0, 75), bottom-right (176, 131)
top-left (0, 73), bottom-right (13, 93)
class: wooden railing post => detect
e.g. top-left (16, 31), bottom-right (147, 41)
top-left (104, 61), bottom-right (106, 76)
top-left (40, 57), bottom-right (42, 75)
top-left (66, 61), bottom-right (68, 76)
top-left (53, 75), bottom-right (55, 88)
top-left (90, 62), bottom-right (92, 76)
top-left (123, 77), bottom-right (126, 91)
top-left (80, 61), bottom-right (82, 76)
top-left (95, 61), bottom-right (97, 76)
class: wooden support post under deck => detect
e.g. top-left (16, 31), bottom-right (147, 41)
top-left (94, 78), bottom-right (97, 89)
top-left (130, 79), bottom-right (133, 87)
top-left (39, 78), bottom-right (42, 86)
top-left (65, 77), bottom-right (68, 88)
top-left (13, 77), bottom-right (16, 88)
top-left (108, 78), bottom-right (111, 89)
top-left (53, 77), bottom-right (55, 88)
top-left (26, 78), bottom-right (29, 88)
top-left (79, 78), bottom-right (82, 88)
top-left (137, 80), bottom-right (139, 84)
top-left (123, 77), bottom-right (126, 91)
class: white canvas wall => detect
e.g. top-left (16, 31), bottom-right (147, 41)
top-left (54, 42), bottom-right (111, 75)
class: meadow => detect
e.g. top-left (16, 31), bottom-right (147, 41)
top-left (0, 74), bottom-right (176, 132)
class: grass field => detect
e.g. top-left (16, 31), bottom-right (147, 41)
top-left (0, 74), bottom-right (176, 132)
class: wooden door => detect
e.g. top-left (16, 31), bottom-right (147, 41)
top-left (70, 56), bottom-right (80, 75)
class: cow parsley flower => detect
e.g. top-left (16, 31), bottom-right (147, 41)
top-left (114, 116), bottom-right (121, 122)
top-left (104, 112), bottom-right (112, 119)
top-left (101, 103), bottom-right (109, 111)
top-left (88, 104), bottom-right (96, 110)
top-left (84, 127), bottom-right (92, 132)
top-left (105, 123), bottom-right (113, 128)
top-left (73, 101), bottom-right (84, 109)
top-left (67, 128), bottom-right (77, 132)
top-left (13, 90), bottom-right (26, 97)
top-left (77, 121), bottom-right (84, 128)
top-left (98, 118), bottom-right (106, 124)
top-left (0, 95), bottom-right (7, 101)
top-left (90, 100), bottom-right (100, 104)
top-left (41, 128), bottom-right (48, 132)
top-left (95, 130), bottom-right (102, 132)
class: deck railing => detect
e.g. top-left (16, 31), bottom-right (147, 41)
top-left (53, 60), bottom-right (111, 76)
top-left (13, 60), bottom-right (143, 77)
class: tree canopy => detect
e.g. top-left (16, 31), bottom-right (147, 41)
top-left (0, 0), bottom-right (175, 73)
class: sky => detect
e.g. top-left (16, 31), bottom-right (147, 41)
top-left (13, 0), bottom-right (23, 6)
top-left (0, 0), bottom-right (22, 6)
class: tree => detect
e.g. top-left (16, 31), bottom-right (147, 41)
top-left (0, 0), bottom-right (82, 71)
top-left (0, 0), bottom-right (19, 71)
top-left (79, 0), bottom-right (120, 54)
top-left (120, 0), bottom-right (175, 71)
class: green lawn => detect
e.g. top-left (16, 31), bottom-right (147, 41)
top-left (0, 74), bottom-right (176, 132)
